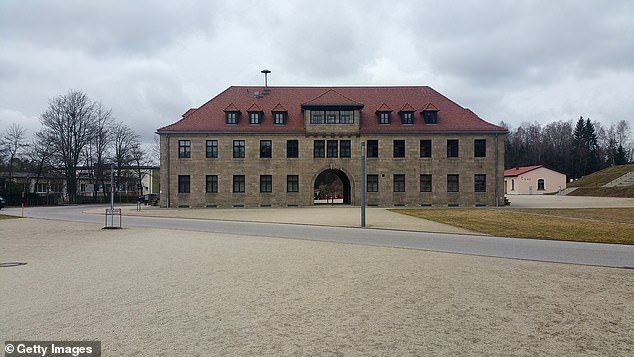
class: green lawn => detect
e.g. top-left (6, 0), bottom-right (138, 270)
top-left (393, 208), bottom-right (634, 245)
top-left (0, 214), bottom-right (20, 220)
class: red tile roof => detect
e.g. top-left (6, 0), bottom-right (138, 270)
top-left (271, 103), bottom-right (287, 112)
top-left (158, 86), bottom-right (507, 133)
top-left (422, 103), bottom-right (439, 112)
top-left (399, 103), bottom-right (416, 112)
top-left (246, 103), bottom-right (263, 112)
top-left (504, 166), bottom-right (543, 177)
top-left (375, 103), bottom-right (393, 112)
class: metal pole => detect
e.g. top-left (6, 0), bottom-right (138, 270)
top-left (110, 164), bottom-right (114, 210)
top-left (361, 141), bottom-right (366, 228)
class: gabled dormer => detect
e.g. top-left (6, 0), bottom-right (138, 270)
top-left (247, 103), bottom-right (264, 124)
top-left (301, 89), bottom-right (363, 134)
top-left (223, 103), bottom-right (240, 124)
top-left (399, 103), bottom-right (416, 124)
top-left (376, 103), bottom-right (392, 125)
top-left (421, 103), bottom-right (439, 124)
top-left (271, 103), bottom-right (288, 125)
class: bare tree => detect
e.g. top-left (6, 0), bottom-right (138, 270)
top-left (28, 131), bottom-right (53, 194)
top-left (84, 103), bottom-right (113, 197)
top-left (130, 143), bottom-right (149, 196)
top-left (39, 90), bottom-right (97, 203)
top-left (111, 122), bottom-right (140, 191)
top-left (1, 123), bottom-right (29, 185)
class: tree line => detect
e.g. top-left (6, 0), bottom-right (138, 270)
top-left (1, 90), bottom-right (157, 203)
top-left (502, 117), bottom-right (633, 180)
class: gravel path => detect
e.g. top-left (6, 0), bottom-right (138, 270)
top-left (1, 218), bottom-right (633, 356)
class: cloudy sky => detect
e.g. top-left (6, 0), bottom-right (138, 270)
top-left (1, 0), bottom-right (633, 147)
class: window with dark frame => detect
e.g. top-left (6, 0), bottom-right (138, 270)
top-left (233, 140), bottom-right (245, 158)
top-left (474, 139), bottom-right (486, 157)
top-left (393, 140), bottom-right (405, 158)
top-left (310, 111), bottom-right (325, 124)
top-left (273, 112), bottom-right (287, 125)
top-left (260, 140), bottom-right (272, 158)
top-left (367, 174), bottom-right (378, 192)
top-left (447, 174), bottom-right (459, 192)
top-left (226, 111), bottom-right (238, 124)
top-left (423, 111), bottom-right (438, 124)
top-left (340, 111), bottom-right (353, 124)
top-left (538, 179), bottom-right (545, 191)
top-left (314, 140), bottom-right (325, 158)
top-left (327, 140), bottom-right (338, 158)
top-left (325, 111), bottom-right (338, 124)
top-left (400, 111), bottom-right (414, 124)
top-left (233, 175), bottom-right (245, 193)
top-left (260, 175), bottom-right (272, 193)
top-left (206, 140), bottom-right (218, 158)
top-left (287, 140), bottom-right (298, 158)
top-left (420, 174), bottom-right (432, 192)
top-left (475, 174), bottom-right (486, 192)
top-left (367, 140), bottom-right (379, 158)
top-left (287, 175), bottom-right (299, 192)
top-left (447, 139), bottom-right (459, 158)
top-left (178, 175), bottom-right (190, 193)
top-left (420, 140), bottom-right (432, 158)
top-left (393, 174), bottom-right (405, 192)
top-left (249, 112), bottom-right (262, 124)
top-left (378, 112), bottom-right (390, 124)
top-left (178, 140), bottom-right (191, 158)
top-left (340, 140), bottom-right (351, 158)
top-left (205, 175), bottom-right (218, 193)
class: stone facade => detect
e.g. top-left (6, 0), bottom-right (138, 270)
top-left (158, 86), bottom-right (507, 208)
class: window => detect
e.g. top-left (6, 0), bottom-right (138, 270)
top-left (249, 112), bottom-right (262, 124)
top-left (378, 112), bottom-right (390, 124)
top-left (287, 175), bottom-right (299, 192)
top-left (423, 111), bottom-right (437, 124)
top-left (233, 140), bottom-right (245, 158)
top-left (327, 140), bottom-right (338, 158)
top-left (260, 140), bottom-right (272, 158)
top-left (475, 174), bottom-right (487, 192)
top-left (447, 174), bottom-right (459, 192)
top-left (178, 175), bottom-right (190, 193)
top-left (206, 140), bottom-right (218, 158)
top-left (511, 179), bottom-right (515, 191)
top-left (538, 179), bottom-right (545, 191)
top-left (420, 140), bottom-right (432, 158)
top-left (287, 140), bottom-right (298, 158)
top-left (260, 175), bottom-right (272, 193)
top-left (226, 111), bottom-right (238, 124)
top-left (420, 174), bottom-right (432, 192)
top-left (367, 174), bottom-right (378, 192)
top-left (233, 175), bottom-right (245, 193)
top-left (474, 139), bottom-right (486, 157)
top-left (310, 111), bottom-right (325, 124)
top-left (447, 139), bottom-right (459, 158)
top-left (178, 140), bottom-right (191, 158)
top-left (326, 111), bottom-right (338, 124)
top-left (36, 183), bottom-right (48, 193)
top-left (206, 175), bottom-right (218, 193)
top-left (340, 111), bottom-right (353, 124)
top-left (274, 112), bottom-right (286, 125)
top-left (314, 140), bottom-right (325, 158)
top-left (400, 112), bottom-right (414, 124)
top-left (340, 140), bottom-right (351, 158)
top-left (393, 140), bottom-right (405, 158)
top-left (393, 174), bottom-right (405, 192)
top-left (367, 140), bottom-right (379, 158)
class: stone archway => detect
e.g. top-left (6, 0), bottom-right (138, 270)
top-left (313, 169), bottom-right (351, 205)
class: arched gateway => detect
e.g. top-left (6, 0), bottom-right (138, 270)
top-left (313, 169), bottom-right (352, 205)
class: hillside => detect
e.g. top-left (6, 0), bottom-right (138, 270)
top-left (567, 163), bottom-right (634, 198)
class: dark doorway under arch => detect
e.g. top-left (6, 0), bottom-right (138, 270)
top-left (313, 169), bottom-right (351, 205)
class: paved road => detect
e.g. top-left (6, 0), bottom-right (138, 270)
top-left (3, 205), bottom-right (634, 268)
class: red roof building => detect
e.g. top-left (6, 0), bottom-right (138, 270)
top-left (158, 85), bottom-right (507, 208)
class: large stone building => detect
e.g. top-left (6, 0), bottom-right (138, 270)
top-left (157, 86), bottom-right (507, 208)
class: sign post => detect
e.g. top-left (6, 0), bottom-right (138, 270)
top-left (360, 141), bottom-right (366, 228)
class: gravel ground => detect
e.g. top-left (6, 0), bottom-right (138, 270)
top-left (1, 218), bottom-right (633, 356)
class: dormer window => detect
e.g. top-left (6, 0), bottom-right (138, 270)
top-left (423, 111), bottom-right (438, 124)
top-left (225, 111), bottom-right (239, 124)
top-left (273, 112), bottom-right (287, 125)
top-left (421, 103), bottom-right (439, 124)
top-left (400, 111), bottom-right (414, 124)
top-left (378, 112), bottom-right (391, 124)
top-left (249, 111), bottom-right (262, 124)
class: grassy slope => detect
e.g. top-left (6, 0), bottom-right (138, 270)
top-left (568, 163), bottom-right (634, 187)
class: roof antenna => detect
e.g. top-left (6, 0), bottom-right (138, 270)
top-left (261, 69), bottom-right (271, 94)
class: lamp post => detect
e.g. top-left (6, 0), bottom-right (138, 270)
top-left (360, 141), bottom-right (366, 228)
top-left (110, 164), bottom-right (114, 210)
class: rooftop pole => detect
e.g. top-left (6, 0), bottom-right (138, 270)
top-left (361, 141), bottom-right (366, 228)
